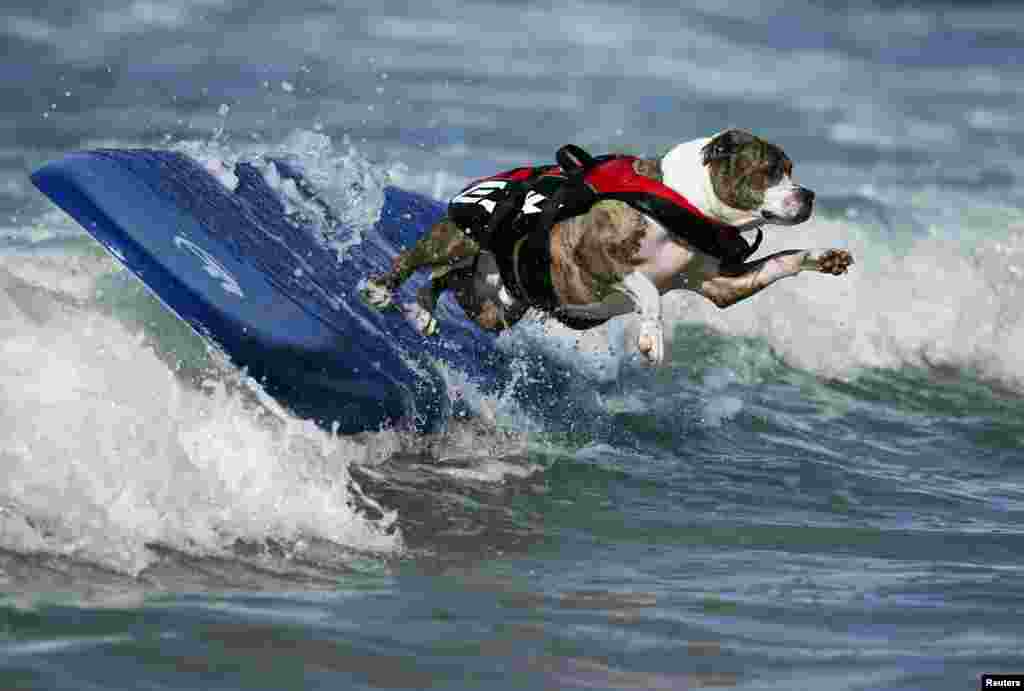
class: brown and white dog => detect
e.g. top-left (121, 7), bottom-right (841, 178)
top-left (363, 129), bottom-right (853, 364)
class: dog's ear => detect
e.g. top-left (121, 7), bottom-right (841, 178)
top-left (701, 129), bottom-right (755, 166)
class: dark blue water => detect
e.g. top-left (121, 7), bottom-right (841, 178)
top-left (3, 0), bottom-right (1024, 689)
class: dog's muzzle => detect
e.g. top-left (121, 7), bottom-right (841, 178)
top-left (762, 187), bottom-right (814, 225)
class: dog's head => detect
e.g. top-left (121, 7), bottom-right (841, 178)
top-left (662, 129), bottom-right (814, 229)
top-left (698, 128), bottom-right (814, 227)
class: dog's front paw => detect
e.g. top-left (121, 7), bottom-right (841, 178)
top-left (805, 249), bottom-right (854, 275)
top-left (361, 276), bottom-right (396, 311)
top-left (401, 302), bottom-right (439, 337)
top-left (636, 317), bottom-right (665, 365)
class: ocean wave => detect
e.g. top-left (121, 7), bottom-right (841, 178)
top-left (0, 259), bottom-right (400, 576)
top-left (664, 206), bottom-right (1024, 392)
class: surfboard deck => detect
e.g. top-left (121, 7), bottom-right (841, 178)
top-left (30, 149), bottom-right (515, 433)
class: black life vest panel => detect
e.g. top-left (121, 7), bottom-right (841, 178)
top-left (447, 145), bottom-right (762, 329)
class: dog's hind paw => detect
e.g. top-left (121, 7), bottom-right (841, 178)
top-left (401, 302), bottom-right (439, 337)
top-left (361, 277), bottom-right (396, 311)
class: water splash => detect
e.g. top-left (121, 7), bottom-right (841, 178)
top-left (664, 207), bottom-right (1024, 393)
top-left (0, 261), bottom-right (401, 576)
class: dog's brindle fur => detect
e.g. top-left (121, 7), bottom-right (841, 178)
top-left (367, 130), bottom-right (853, 363)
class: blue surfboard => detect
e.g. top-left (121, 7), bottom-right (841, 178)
top-left (29, 149), bottom-right (522, 433)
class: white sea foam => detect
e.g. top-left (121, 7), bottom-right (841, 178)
top-left (663, 211), bottom-right (1024, 390)
top-left (0, 258), bottom-right (400, 576)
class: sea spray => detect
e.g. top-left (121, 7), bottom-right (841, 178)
top-left (0, 259), bottom-right (400, 576)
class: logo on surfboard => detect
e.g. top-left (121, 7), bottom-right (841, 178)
top-left (173, 235), bottom-right (245, 298)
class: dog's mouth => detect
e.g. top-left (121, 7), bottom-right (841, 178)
top-left (761, 206), bottom-right (812, 225)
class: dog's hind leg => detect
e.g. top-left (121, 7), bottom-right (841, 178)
top-left (398, 272), bottom-right (450, 337)
top-left (362, 217), bottom-right (479, 310)
top-left (390, 218), bottom-right (480, 285)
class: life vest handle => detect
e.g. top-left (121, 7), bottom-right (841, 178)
top-left (534, 145), bottom-right (601, 240)
top-left (556, 144), bottom-right (599, 177)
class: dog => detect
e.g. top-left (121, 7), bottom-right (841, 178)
top-left (362, 128), bottom-right (853, 364)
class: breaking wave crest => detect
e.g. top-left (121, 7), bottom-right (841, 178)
top-left (0, 241), bottom-right (402, 578)
top-left (664, 208), bottom-right (1024, 392)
